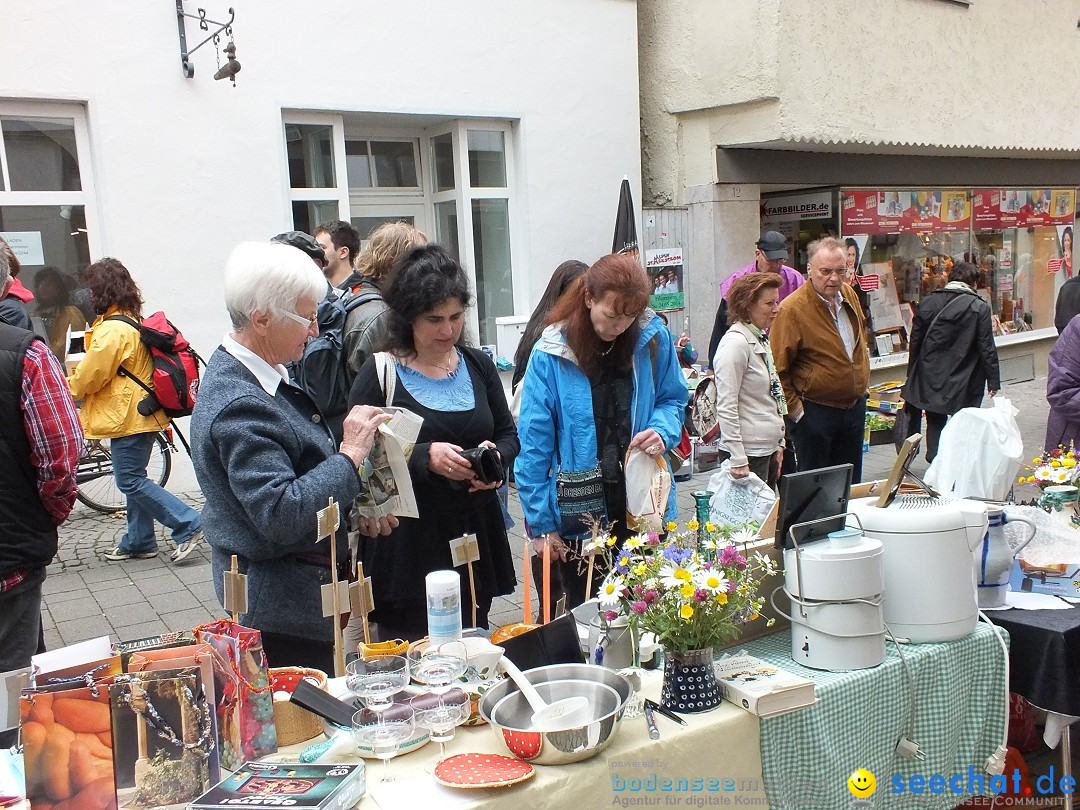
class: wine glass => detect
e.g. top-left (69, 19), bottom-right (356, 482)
top-left (352, 705), bottom-right (415, 783)
top-left (345, 655), bottom-right (408, 715)
top-left (407, 640), bottom-right (468, 694)
top-left (410, 689), bottom-right (471, 762)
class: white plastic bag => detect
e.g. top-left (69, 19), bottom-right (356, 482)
top-left (625, 448), bottom-right (671, 534)
top-left (707, 460), bottom-right (776, 527)
top-left (924, 396), bottom-right (1023, 501)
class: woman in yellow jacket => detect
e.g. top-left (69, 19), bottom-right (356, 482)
top-left (67, 258), bottom-right (203, 563)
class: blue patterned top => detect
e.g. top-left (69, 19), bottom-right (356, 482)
top-left (394, 349), bottom-right (475, 411)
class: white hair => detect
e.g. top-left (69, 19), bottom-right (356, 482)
top-left (0, 248), bottom-right (9, 289)
top-left (224, 242), bottom-right (326, 329)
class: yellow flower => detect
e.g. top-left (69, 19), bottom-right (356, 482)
top-left (680, 604), bottom-right (694, 620)
top-left (633, 563), bottom-right (648, 577)
top-left (687, 519), bottom-right (700, 531)
top-left (705, 522), bottom-right (716, 533)
top-left (1027, 476), bottom-right (1037, 484)
top-left (1065, 459), bottom-right (1077, 469)
top-left (749, 611), bottom-right (760, 621)
top-left (1018, 477), bottom-right (1026, 485)
top-left (1069, 451), bottom-right (1076, 459)
top-left (606, 535), bottom-right (617, 546)
top-left (680, 583), bottom-right (695, 599)
top-left (1052, 460), bottom-right (1062, 468)
top-left (714, 592), bottom-right (729, 605)
top-left (665, 521), bottom-right (678, 532)
top-left (1033, 457), bottom-right (1044, 465)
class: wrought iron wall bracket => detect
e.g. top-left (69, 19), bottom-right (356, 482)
top-left (175, 1), bottom-right (236, 78)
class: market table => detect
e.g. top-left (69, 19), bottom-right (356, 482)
top-left (989, 603), bottom-right (1080, 810)
top-left (269, 623), bottom-right (1005, 809)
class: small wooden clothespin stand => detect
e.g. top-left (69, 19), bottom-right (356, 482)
top-left (450, 534), bottom-right (480, 629)
top-left (316, 497), bottom-right (348, 677)
top-left (223, 555), bottom-right (248, 623)
top-left (350, 562), bottom-right (375, 648)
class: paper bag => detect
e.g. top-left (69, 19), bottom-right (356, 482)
top-left (625, 448), bottom-right (671, 533)
top-left (21, 683), bottom-right (118, 810)
top-left (125, 643), bottom-right (221, 783)
top-left (193, 620), bottom-right (276, 770)
top-left (109, 667), bottom-right (214, 808)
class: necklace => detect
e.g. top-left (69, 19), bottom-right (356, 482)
top-left (414, 349), bottom-right (457, 377)
top-left (598, 340), bottom-right (615, 357)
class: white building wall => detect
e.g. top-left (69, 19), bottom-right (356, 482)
top-left (2, 0), bottom-right (640, 489)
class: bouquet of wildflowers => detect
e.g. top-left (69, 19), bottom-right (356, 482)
top-left (1019, 443), bottom-right (1080, 489)
top-left (588, 519), bottom-right (777, 654)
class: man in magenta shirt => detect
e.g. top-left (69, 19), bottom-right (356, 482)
top-left (707, 230), bottom-right (804, 367)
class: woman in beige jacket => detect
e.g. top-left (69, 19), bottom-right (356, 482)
top-left (67, 258), bottom-right (203, 562)
top-left (711, 273), bottom-right (786, 487)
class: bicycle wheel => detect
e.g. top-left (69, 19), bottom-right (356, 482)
top-left (76, 432), bottom-right (173, 513)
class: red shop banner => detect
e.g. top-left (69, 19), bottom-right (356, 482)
top-left (841, 190), bottom-right (970, 235)
top-left (971, 189), bottom-right (1076, 230)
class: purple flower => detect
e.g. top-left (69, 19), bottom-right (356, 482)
top-left (694, 588), bottom-right (709, 603)
top-left (727, 579), bottom-right (738, 594)
top-left (719, 544), bottom-right (740, 565)
top-left (633, 584), bottom-right (644, 596)
top-left (646, 532), bottom-right (661, 546)
top-left (644, 589), bottom-right (660, 604)
top-left (662, 545), bottom-right (683, 562)
top-left (604, 610), bottom-right (619, 622)
top-left (631, 600), bottom-right (648, 615)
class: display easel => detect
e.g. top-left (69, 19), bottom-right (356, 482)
top-left (875, 433), bottom-right (938, 508)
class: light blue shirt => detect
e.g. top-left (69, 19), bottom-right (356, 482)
top-left (395, 348), bottom-right (476, 411)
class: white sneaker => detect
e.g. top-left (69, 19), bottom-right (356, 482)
top-left (171, 529), bottom-right (204, 563)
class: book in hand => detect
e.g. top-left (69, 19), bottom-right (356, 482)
top-left (714, 654), bottom-right (816, 718)
top-left (189, 762), bottom-right (365, 810)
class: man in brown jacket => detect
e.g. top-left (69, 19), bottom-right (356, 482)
top-left (770, 237), bottom-right (870, 482)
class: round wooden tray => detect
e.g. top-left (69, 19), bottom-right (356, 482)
top-left (434, 753), bottom-right (535, 789)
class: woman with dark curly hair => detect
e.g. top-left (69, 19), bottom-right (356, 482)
top-left (347, 243), bottom-right (518, 639)
top-left (67, 258), bottom-right (203, 562)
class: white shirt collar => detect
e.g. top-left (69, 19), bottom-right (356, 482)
top-left (221, 333), bottom-right (290, 396)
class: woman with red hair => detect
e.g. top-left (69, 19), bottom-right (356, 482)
top-left (514, 254), bottom-right (687, 613)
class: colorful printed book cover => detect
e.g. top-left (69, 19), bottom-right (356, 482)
top-left (190, 762), bottom-right (366, 810)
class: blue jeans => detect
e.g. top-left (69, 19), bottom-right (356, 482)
top-left (112, 431), bottom-right (200, 553)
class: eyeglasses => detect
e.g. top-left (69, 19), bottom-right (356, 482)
top-left (816, 267), bottom-right (847, 278)
top-left (278, 308), bottom-right (318, 328)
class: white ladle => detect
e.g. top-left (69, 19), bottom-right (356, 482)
top-left (498, 657), bottom-right (590, 731)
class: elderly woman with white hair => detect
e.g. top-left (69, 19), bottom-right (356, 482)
top-left (191, 241), bottom-right (391, 672)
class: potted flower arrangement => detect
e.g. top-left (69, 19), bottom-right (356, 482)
top-left (588, 519), bottom-right (777, 713)
top-left (1019, 444), bottom-right (1079, 526)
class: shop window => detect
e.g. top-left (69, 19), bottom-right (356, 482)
top-left (291, 200), bottom-right (340, 235)
top-left (434, 200), bottom-right (459, 260)
top-left (352, 215), bottom-right (416, 243)
top-left (841, 188), bottom-right (1074, 357)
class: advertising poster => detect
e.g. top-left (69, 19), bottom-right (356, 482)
top-left (1049, 224), bottom-right (1074, 279)
top-left (861, 261), bottom-right (904, 331)
top-left (971, 189), bottom-right (1076, 229)
top-left (645, 248), bottom-right (685, 313)
top-left (841, 190), bottom-right (969, 235)
top-left (761, 191), bottom-right (833, 222)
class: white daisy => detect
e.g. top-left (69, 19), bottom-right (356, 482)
top-left (730, 527), bottom-right (758, 545)
top-left (597, 576), bottom-right (626, 606)
top-left (623, 535), bottom-right (645, 551)
top-left (659, 562), bottom-right (698, 590)
top-left (695, 569), bottom-right (728, 594)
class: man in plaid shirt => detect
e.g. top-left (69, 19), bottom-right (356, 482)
top-left (0, 249), bottom-right (82, 746)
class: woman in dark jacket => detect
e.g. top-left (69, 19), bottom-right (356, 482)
top-left (1046, 314), bottom-right (1080, 452)
top-left (348, 244), bottom-right (518, 639)
top-left (902, 261), bottom-right (1000, 462)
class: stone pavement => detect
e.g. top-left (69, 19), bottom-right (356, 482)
top-left (44, 375), bottom-right (1054, 651)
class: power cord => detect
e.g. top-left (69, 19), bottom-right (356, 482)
top-left (885, 623), bottom-right (925, 761)
top-left (977, 609), bottom-right (1011, 776)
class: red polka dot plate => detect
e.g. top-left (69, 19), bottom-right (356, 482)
top-left (434, 753), bottom-right (536, 789)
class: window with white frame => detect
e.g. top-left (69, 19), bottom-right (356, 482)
top-left (0, 102), bottom-right (98, 350)
top-left (283, 114), bottom-right (519, 344)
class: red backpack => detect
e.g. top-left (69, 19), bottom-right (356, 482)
top-left (107, 312), bottom-right (203, 418)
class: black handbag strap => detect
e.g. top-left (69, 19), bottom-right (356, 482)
top-left (911, 293), bottom-right (971, 373)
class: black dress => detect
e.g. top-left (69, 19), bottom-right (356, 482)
top-left (348, 346), bottom-right (519, 635)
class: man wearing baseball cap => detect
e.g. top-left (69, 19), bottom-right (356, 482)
top-left (707, 230), bottom-right (804, 370)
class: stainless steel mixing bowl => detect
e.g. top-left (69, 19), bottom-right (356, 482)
top-left (477, 663), bottom-right (632, 764)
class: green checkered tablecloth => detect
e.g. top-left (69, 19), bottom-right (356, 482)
top-left (737, 623), bottom-right (1009, 809)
